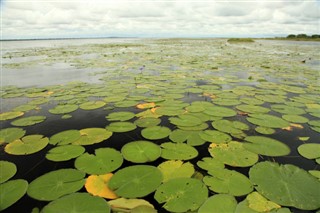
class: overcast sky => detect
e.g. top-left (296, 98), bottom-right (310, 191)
top-left (1, 0), bottom-right (320, 39)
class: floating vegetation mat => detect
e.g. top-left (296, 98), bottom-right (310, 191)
top-left (1, 38), bottom-right (320, 213)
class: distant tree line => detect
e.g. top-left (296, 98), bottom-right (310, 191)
top-left (286, 34), bottom-right (320, 39)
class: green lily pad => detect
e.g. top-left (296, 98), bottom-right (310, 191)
top-left (169, 129), bottom-right (206, 146)
top-left (309, 170), bottom-right (320, 180)
top-left (271, 104), bottom-right (306, 115)
top-left (236, 104), bottom-right (270, 114)
top-left (211, 120), bottom-right (248, 138)
top-left (240, 97), bottom-right (264, 105)
top-left (79, 101), bottom-right (106, 110)
top-left (106, 122), bottom-right (137, 133)
top-left (49, 130), bottom-right (81, 145)
top-left (197, 157), bottom-right (225, 171)
top-left (249, 161), bottom-right (320, 210)
top-left (213, 98), bottom-right (241, 106)
top-left (27, 169), bottom-right (85, 201)
top-left (5, 135), bottom-right (49, 155)
top-left (13, 104), bottom-right (37, 112)
top-left (121, 141), bottom-right (161, 163)
top-left (134, 117), bottom-right (161, 128)
top-left (199, 130), bottom-right (232, 143)
top-left (114, 100), bottom-right (138, 108)
top-left (0, 161), bottom-right (17, 184)
top-left (204, 106), bottom-right (237, 117)
top-left (46, 145), bottom-right (85, 162)
top-left (108, 198), bottom-right (154, 212)
top-left (246, 192), bottom-right (281, 212)
top-left (49, 104), bottom-right (78, 114)
top-left (198, 194), bottom-right (237, 213)
top-left (0, 111), bottom-right (24, 121)
top-left (169, 114), bottom-right (202, 127)
top-left (157, 160), bottom-right (194, 182)
top-left (73, 128), bottom-right (112, 145)
top-left (282, 114), bottom-right (309, 123)
top-left (185, 105), bottom-right (205, 113)
top-left (154, 177), bottom-right (208, 213)
top-left (177, 122), bottom-right (209, 131)
top-left (106, 111), bottom-right (135, 121)
top-left (109, 165), bottom-right (162, 198)
top-left (161, 142), bottom-right (198, 160)
top-left (209, 141), bottom-right (258, 167)
top-left (141, 126), bottom-right (171, 140)
top-left (203, 168), bottom-right (253, 196)
top-left (247, 114), bottom-right (289, 128)
top-left (243, 136), bottom-right (290, 157)
top-left (61, 114), bottom-right (72, 119)
top-left (255, 126), bottom-right (276, 135)
top-left (42, 193), bottom-right (111, 213)
top-left (75, 148), bottom-right (123, 175)
top-left (0, 179), bottom-right (28, 211)
top-left (0, 128), bottom-right (26, 144)
top-left (297, 143), bottom-right (320, 159)
top-left (11, 115), bottom-right (46, 127)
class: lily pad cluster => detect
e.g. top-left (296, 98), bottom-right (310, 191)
top-left (1, 38), bottom-right (320, 212)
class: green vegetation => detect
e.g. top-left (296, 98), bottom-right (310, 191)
top-left (227, 38), bottom-right (255, 43)
top-left (271, 34), bottom-right (320, 41)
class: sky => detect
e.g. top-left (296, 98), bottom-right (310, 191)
top-left (1, 0), bottom-right (320, 39)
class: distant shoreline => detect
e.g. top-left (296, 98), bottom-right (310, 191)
top-left (0, 37), bottom-right (137, 41)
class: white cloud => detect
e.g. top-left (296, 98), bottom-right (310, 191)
top-left (1, 0), bottom-right (319, 39)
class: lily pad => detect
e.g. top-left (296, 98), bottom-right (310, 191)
top-left (297, 143), bottom-right (320, 159)
top-left (243, 136), bottom-right (290, 157)
top-left (121, 141), bottom-right (161, 163)
top-left (282, 114), bottom-right (309, 123)
top-left (204, 106), bottom-right (237, 117)
top-left (49, 130), bottom-right (81, 145)
top-left (108, 198), bottom-right (155, 211)
top-left (106, 122), bottom-right (137, 133)
top-left (109, 165), bottom-right (163, 198)
top-left (157, 160), bottom-right (194, 182)
top-left (0, 111), bottom-right (24, 121)
top-left (247, 114), bottom-right (289, 128)
top-left (73, 128), bottom-right (112, 145)
top-left (169, 129), bottom-right (206, 146)
top-left (199, 130), bottom-right (232, 143)
top-left (41, 193), bottom-right (111, 213)
top-left (5, 135), bottom-right (49, 155)
top-left (249, 161), bottom-right (320, 210)
top-left (141, 126), bottom-right (171, 140)
top-left (0, 179), bottom-right (28, 211)
top-left (0, 161), bottom-right (17, 184)
top-left (75, 148), bottom-right (123, 175)
top-left (106, 111), bottom-right (135, 121)
top-left (85, 173), bottom-right (118, 199)
top-left (271, 104), bottom-right (306, 115)
top-left (246, 192), bottom-right (281, 212)
top-left (134, 117), bottom-right (161, 127)
top-left (198, 194), bottom-right (237, 213)
top-left (236, 104), bottom-right (270, 114)
top-left (0, 128), bottom-right (26, 144)
top-left (255, 126), bottom-right (275, 135)
top-left (49, 104), bottom-right (78, 114)
top-left (197, 157), bottom-right (225, 171)
top-left (27, 169), bottom-right (85, 201)
top-left (169, 114), bottom-right (202, 127)
top-left (46, 145), bottom-right (85, 162)
top-left (203, 168), bottom-right (253, 196)
top-left (79, 101), bottom-right (106, 110)
top-left (209, 142), bottom-right (258, 167)
top-left (154, 177), bottom-right (208, 213)
top-left (11, 115), bottom-right (46, 127)
top-left (161, 142), bottom-right (198, 160)
top-left (212, 119), bottom-right (248, 138)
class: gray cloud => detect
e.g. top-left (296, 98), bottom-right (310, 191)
top-left (1, 0), bottom-right (319, 39)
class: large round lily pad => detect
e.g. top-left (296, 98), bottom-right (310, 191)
top-left (49, 104), bottom-right (78, 114)
top-left (79, 101), bottom-right (106, 110)
top-left (11, 116), bottom-right (46, 127)
top-left (154, 177), bottom-right (208, 213)
top-left (73, 128), bottom-right (112, 145)
top-left (204, 106), bottom-right (237, 117)
top-left (121, 141), bottom-right (161, 163)
top-left (203, 168), bottom-right (253, 196)
top-left (41, 193), bottom-right (111, 213)
top-left (198, 194), bottom-right (237, 213)
top-left (108, 165), bottom-right (163, 198)
top-left (271, 104), bottom-right (306, 115)
top-left (247, 114), bottom-right (289, 128)
top-left (0, 127), bottom-right (26, 144)
top-left (169, 114), bottom-right (202, 127)
top-left (199, 130), bottom-right (232, 143)
top-left (134, 117), bottom-right (161, 128)
top-left (0, 161), bottom-right (17, 184)
top-left (27, 169), bottom-right (85, 201)
top-left (161, 142), bottom-right (198, 160)
top-left (197, 157), bottom-right (225, 172)
top-left (249, 161), bottom-right (320, 210)
top-left (106, 111), bottom-right (135, 121)
top-left (5, 135), bottom-right (49, 155)
top-left (46, 145), bottom-right (85, 162)
top-left (209, 142), bottom-right (258, 167)
top-left (243, 136), bottom-right (290, 157)
top-left (0, 111), bottom-right (24, 121)
top-left (282, 114), bottom-right (309, 123)
top-left (297, 143), bottom-right (320, 159)
top-left (157, 160), bottom-right (194, 182)
top-left (236, 104), bottom-right (270, 114)
top-left (141, 126), bottom-right (171, 140)
top-left (49, 130), bottom-right (81, 145)
top-left (0, 179), bottom-right (28, 211)
top-left (75, 148), bottom-right (123, 175)
top-left (106, 122), bottom-right (137, 133)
